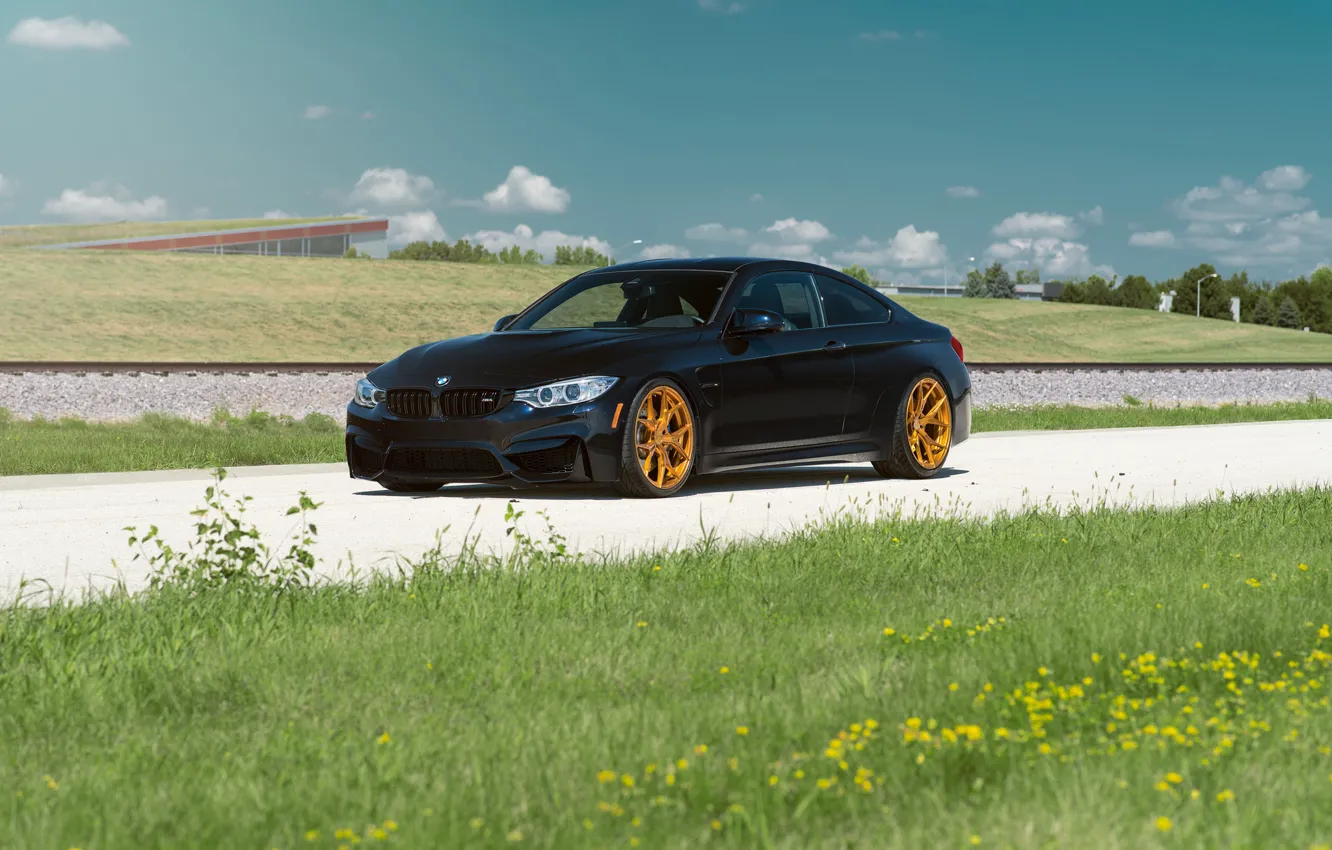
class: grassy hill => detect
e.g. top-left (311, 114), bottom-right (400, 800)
top-left (0, 216), bottom-right (359, 249)
top-left (3, 249), bottom-right (1332, 362)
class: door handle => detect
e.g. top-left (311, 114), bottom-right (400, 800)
top-left (824, 341), bottom-right (846, 352)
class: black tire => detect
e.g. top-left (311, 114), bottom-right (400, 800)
top-left (614, 378), bottom-right (697, 498)
top-left (873, 370), bottom-right (954, 480)
top-left (377, 477), bottom-right (444, 493)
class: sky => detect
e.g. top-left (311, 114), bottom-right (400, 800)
top-left (2, 0), bottom-right (1331, 283)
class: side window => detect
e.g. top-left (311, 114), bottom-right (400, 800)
top-left (815, 275), bottom-right (892, 326)
top-left (735, 272), bottom-right (824, 329)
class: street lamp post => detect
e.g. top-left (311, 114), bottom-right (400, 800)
top-left (1196, 272), bottom-right (1219, 318)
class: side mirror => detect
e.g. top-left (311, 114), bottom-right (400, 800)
top-left (494, 314), bottom-right (517, 332)
top-left (726, 308), bottom-right (786, 336)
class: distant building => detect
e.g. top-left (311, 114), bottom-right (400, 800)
top-left (877, 281), bottom-right (1052, 301)
top-left (31, 217), bottom-right (390, 258)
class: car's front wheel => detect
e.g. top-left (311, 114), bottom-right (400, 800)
top-left (873, 371), bottom-right (954, 480)
top-left (615, 379), bottom-right (697, 498)
top-left (377, 477), bottom-right (444, 493)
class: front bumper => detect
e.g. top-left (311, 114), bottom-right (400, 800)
top-left (345, 392), bottom-right (631, 487)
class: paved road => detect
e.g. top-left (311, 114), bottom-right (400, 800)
top-left (3, 420), bottom-right (1330, 600)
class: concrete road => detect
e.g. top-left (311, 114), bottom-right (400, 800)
top-left (3, 420), bottom-right (1330, 600)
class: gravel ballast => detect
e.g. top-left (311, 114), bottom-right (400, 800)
top-left (0, 368), bottom-right (1330, 422)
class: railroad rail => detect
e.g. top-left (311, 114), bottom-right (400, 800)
top-left (3, 361), bottom-right (1332, 374)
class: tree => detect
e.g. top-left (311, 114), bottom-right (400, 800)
top-left (1058, 280), bottom-right (1085, 303)
top-left (1082, 275), bottom-right (1114, 306)
top-left (1015, 268), bottom-right (1042, 289)
top-left (1116, 275), bottom-right (1156, 310)
top-left (963, 269), bottom-right (987, 298)
top-left (1273, 276), bottom-right (1330, 333)
top-left (554, 245), bottom-right (610, 267)
top-left (1251, 295), bottom-right (1276, 326)
top-left (983, 262), bottom-right (1016, 299)
top-left (1277, 296), bottom-right (1303, 329)
top-left (1168, 264), bottom-right (1217, 317)
top-left (842, 265), bottom-right (873, 286)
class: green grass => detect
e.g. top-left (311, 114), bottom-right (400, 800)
top-left (0, 409), bottom-right (341, 476)
top-left (2, 400), bottom-right (1329, 477)
top-left (2, 486), bottom-right (1330, 849)
top-left (4, 249), bottom-right (1332, 361)
top-left (0, 216), bottom-right (357, 248)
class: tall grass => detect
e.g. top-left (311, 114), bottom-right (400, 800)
top-left (2, 482), bottom-right (1330, 848)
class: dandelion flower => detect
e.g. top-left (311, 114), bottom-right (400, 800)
top-left (736, 726), bottom-right (749, 736)
top-left (1216, 789), bottom-right (1234, 802)
top-left (1166, 772), bottom-right (1183, 784)
top-left (597, 770), bottom-right (616, 784)
top-left (1155, 816), bottom-right (1172, 832)
top-left (470, 819), bottom-right (484, 830)
top-left (970, 837), bottom-right (982, 846)
top-left (883, 628), bottom-right (896, 637)
top-left (305, 831), bottom-right (320, 842)
top-left (506, 829), bottom-right (524, 842)
top-left (376, 732), bottom-right (391, 745)
top-left (719, 666), bottom-right (730, 674)
top-left (636, 621), bottom-right (648, 628)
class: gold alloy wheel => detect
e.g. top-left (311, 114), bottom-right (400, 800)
top-left (905, 376), bottom-right (952, 470)
top-left (634, 385), bottom-right (695, 490)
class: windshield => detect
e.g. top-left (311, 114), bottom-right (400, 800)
top-left (506, 270), bottom-right (730, 331)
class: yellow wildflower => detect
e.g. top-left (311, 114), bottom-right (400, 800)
top-left (1156, 816), bottom-right (1172, 832)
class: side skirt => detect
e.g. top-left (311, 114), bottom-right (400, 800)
top-left (696, 439), bottom-right (884, 475)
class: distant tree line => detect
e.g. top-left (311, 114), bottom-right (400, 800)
top-left (386, 239), bottom-right (610, 267)
top-left (846, 257), bottom-right (1332, 335)
top-left (1053, 262), bottom-right (1332, 334)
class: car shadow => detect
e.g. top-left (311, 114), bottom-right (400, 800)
top-left (354, 465), bottom-right (971, 501)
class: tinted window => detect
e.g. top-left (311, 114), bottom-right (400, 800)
top-left (509, 270), bottom-right (728, 331)
top-left (815, 275), bottom-right (892, 326)
top-left (735, 272), bottom-right (823, 330)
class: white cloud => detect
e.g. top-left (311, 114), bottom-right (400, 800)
top-left (992, 211), bottom-right (1081, 239)
top-left (685, 222), bottom-right (748, 242)
top-left (1258, 165), bottom-right (1311, 192)
top-left (303, 105), bottom-right (331, 120)
top-left (41, 183), bottom-right (167, 222)
top-left (465, 224), bottom-right (609, 263)
top-left (1172, 174), bottom-right (1310, 223)
top-left (698, 0), bottom-right (744, 13)
top-left (360, 111), bottom-right (375, 120)
top-left (7, 16), bottom-right (128, 49)
top-left (1129, 230), bottom-right (1176, 247)
top-left (764, 217), bottom-right (833, 244)
top-left (480, 166), bottom-right (570, 214)
top-left (1153, 165), bottom-right (1332, 268)
top-left (834, 224), bottom-right (948, 269)
top-left (0, 174), bottom-right (13, 198)
top-left (749, 193), bottom-right (764, 203)
top-left (263, 209), bottom-right (293, 219)
top-left (1079, 205), bottom-right (1104, 225)
top-left (349, 167), bottom-right (435, 208)
top-left (640, 243), bottom-right (691, 260)
top-left (984, 237), bottom-right (1113, 280)
top-left (389, 211), bottom-right (447, 245)
top-left (859, 30), bottom-right (901, 42)
top-left (945, 185), bottom-right (979, 199)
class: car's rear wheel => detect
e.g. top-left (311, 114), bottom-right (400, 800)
top-left (873, 372), bottom-right (954, 480)
top-left (377, 477), bottom-right (444, 493)
top-left (615, 379), bottom-right (697, 498)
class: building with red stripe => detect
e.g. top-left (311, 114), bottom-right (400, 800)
top-left (32, 217), bottom-right (390, 259)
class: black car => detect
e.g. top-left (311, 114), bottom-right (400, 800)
top-left (346, 257), bottom-right (971, 497)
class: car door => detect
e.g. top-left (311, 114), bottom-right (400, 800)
top-left (709, 271), bottom-right (855, 453)
top-left (811, 274), bottom-right (903, 438)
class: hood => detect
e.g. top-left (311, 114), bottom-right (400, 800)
top-left (368, 328), bottom-right (699, 389)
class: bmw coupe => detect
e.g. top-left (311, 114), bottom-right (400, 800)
top-left (346, 257), bottom-right (971, 497)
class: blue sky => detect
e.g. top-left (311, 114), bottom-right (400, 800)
top-left (2, 0), bottom-right (1331, 283)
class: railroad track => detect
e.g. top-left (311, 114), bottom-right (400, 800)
top-left (3, 361), bottom-right (1332, 374)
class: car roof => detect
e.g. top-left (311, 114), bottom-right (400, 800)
top-left (598, 256), bottom-right (840, 275)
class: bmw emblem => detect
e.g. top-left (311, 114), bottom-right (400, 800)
top-left (435, 376), bottom-right (452, 387)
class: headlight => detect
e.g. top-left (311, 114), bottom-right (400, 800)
top-left (514, 376), bottom-right (617, 409)
top-left (352, 377), bottom-right (386, 408)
